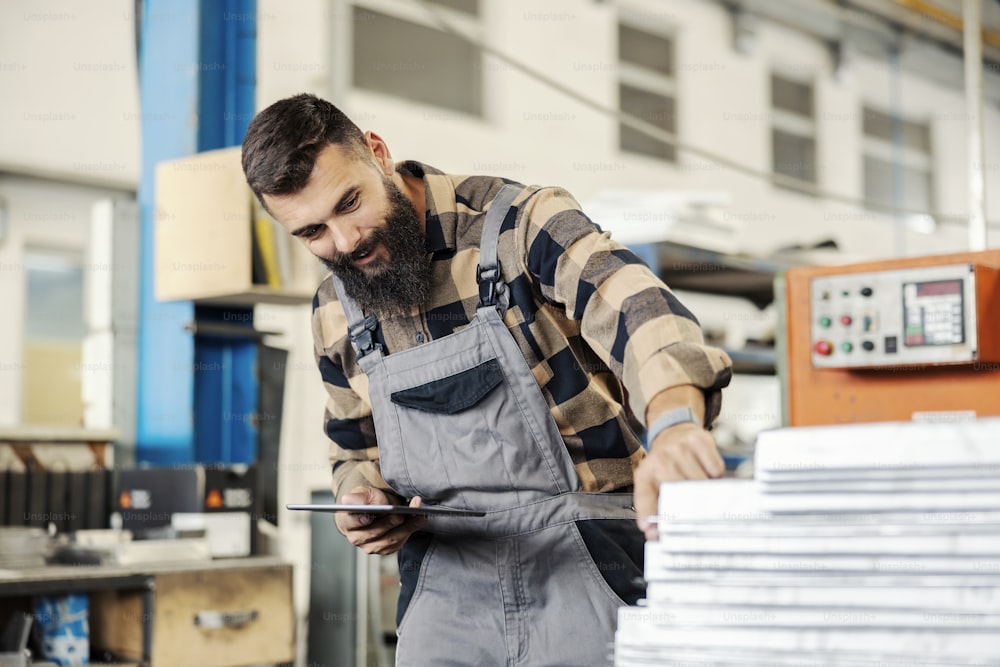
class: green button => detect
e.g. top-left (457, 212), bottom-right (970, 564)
top-left (819, 316), bottom-right (832, 328)
top-left (841, 342), bottom-right (853, 353)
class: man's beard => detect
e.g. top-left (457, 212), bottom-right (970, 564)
top-left (320, 177), bottom-right (432, 316)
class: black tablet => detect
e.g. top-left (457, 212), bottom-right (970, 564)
top-left (286, 503), bottom-right (486, 517)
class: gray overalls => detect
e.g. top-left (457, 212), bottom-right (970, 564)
top-left (333, 185), bottom-right (642, 667)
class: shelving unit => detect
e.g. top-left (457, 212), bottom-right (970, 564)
top-left (154, 147), bottom-right (323, 306)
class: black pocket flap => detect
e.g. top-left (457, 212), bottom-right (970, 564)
top-left (390, 359), bottom-right (503, 414)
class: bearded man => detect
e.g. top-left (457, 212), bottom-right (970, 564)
top-left (242, 93), bottom-right (732, 667)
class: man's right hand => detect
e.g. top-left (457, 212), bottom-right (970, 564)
top-left (334, 486), bottom-right (428, 555)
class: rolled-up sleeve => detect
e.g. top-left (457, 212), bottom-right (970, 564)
top-left (516, 187), bottom-right (733, 425)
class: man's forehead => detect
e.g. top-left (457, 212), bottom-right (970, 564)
top-left (283, 146), bottom-right (364, 196)
top-left (312, 143), bottom-right (384, 186)
top-left (263, 147), bottom-right (378, 225)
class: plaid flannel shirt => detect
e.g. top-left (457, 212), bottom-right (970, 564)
top-left (312, 161), bottom-right (733, 501)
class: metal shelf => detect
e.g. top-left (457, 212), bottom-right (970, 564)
top-left (724, 346), bottom-right (777, 375)
top-left (652, 241), bottom-right (794, 309)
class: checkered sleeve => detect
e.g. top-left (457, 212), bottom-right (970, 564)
top-left (515, 187), bottom-right (733, 424)
top-left (311, 283), bottom-right (402, 503)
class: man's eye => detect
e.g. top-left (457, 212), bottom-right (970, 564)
top-left (344, 193), bottom-right (360, 211)
top-left (303, 225), bottom-right (322, 239)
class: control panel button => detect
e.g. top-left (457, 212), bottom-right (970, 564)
top-left (814, 340), bottom-right (834, 356)
top-left (860, 287), bottom-right (873, 297)
top-left (841, 342), bottom-right (853, 353)
top-left (840, 315), bottom-right (853, 326)
top-left (861, 340), bottom-right (875, 352)
top-left (818, 316), bottom-right (832, 328)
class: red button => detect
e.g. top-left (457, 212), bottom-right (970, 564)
top-left (814, 340), bottom-right (833, 356)
top-left (840, 315), bottom-right (853, 326)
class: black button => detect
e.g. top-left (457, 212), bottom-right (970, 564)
top-left (862, 340), bottom-right (875, 351)
top-left (860, 287), bottom-right (873, 297)
top-left (885, 336), bottom-right (897, 353)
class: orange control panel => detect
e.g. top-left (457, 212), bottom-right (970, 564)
top-left (783, 250), bottom-right (1000, 426)
top-left (808, 263), bottom-right (996, 369)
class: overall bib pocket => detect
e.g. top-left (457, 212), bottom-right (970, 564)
top-left (390, 358), bottom-right (503, 414)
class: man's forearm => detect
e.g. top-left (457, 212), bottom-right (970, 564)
top-left (645, 384), bottom-right (707, 430)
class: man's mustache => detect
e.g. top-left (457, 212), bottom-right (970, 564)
top-left (329, 232), bottom-right (383, 269)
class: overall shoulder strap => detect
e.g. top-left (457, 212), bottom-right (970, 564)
top-left (330, 274), bottom-right (381, 360)
top-left (477, 183), bottom-right (523, 310)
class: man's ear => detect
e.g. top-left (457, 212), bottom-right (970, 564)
top-left (364, 131), bottom-right (394, 176)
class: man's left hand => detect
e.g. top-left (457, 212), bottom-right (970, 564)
top-left (633, 422), bottom-right (724, 540)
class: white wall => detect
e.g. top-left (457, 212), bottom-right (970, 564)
top-left (0, 0), bottom-right (141, 189)
top-left (270, 0), bottom-right (996, 260)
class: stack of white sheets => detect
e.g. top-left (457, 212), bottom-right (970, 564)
top-left (614, 418), bottom-right (1000, 666)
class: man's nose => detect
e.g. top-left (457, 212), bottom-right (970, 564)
top-left (329, 221), bottom-right (362, 255)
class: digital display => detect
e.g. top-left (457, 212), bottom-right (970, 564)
top-left (902, 279), bottom-right (965, 347)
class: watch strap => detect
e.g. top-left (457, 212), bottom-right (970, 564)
top-left (644, 406), bottom-right (698, 451)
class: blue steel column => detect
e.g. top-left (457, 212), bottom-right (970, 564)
top-left (136, 0), bottom-right (199, 464)
top-left (192, 0), bottom-right (259, 464)
top-left (137, 0), bottom-right (257, 464)
top-left (198, 0), bottom-right (256, 148)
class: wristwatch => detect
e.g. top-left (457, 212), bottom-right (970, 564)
top-left (644, 406), bottom-right (698, 451)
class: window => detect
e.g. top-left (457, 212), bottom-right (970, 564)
top-left (618, 20), bottom-right (676, 161)
top-left (862, 106), bottom-right (934, 222)
top-left (351, 1), bottom-right (482, 116)
top-left (770, 73), bottom-right (816, 187)
top-left (22, 249), bottom-right (87, 426)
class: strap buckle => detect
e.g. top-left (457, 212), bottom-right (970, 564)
top-left (477, 263), bottom-right (502, 307)
top-left (348, 313), bottom-right (382, 358)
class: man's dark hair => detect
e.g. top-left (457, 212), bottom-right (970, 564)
top-left (242, 93), bottom-right (367, 206)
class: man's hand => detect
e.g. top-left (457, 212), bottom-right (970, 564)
top-left (335, 486), bottom-right (428, 555)
top-left (635, 386), bottom-right (725, 541)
